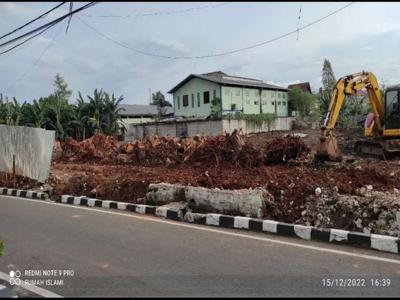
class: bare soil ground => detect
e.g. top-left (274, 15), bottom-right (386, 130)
top-left (1, 129), bottom-right (399, 231)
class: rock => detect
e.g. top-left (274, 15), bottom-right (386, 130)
top-left (366, 185), bottom-right (373, 191)
top-left (315, 187), bottom-right (322, 197)
top-left (359, 187), bottom-right (367, 196)
top-left (40, 183), bottom-right (54, 196)
top-left (355, 218), bottom-right (363, 229)
top-left (390, 172), bottom-right (395, 177)
top-left (394, 188), bottom-right (399, 194)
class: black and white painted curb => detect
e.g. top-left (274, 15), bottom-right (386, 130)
top-left (0, 187), bottom-right (46, 200)
top-left (58, 195), bottom-right (400, 255)
top-left (185, 213), bottom-right (400, 255)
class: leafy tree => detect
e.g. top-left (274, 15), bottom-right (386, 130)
top-left (322, 59), bottom-right (336, 95)
top-left (288, 88), bottom-right (317, 118)
top-left (54, 73), bottom-right (72, 103)
top-left (210, 97), bottom-right (222, 119)
top-left (0, 97), bottom-right (22, 125)
top-left (151, 91), bottom-right (172, 108)
top-left (0, 73), bottom-right (125, 141)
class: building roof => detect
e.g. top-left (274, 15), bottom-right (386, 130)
top-left (288, 82), bottom-right (312, 93)
top-left (117, 104), bottom-right (173, 116)
top-left (168, 71), bottom-right (288, 93)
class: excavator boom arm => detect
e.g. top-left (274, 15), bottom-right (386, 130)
top-left (316, 71), bottom-right (384, 161)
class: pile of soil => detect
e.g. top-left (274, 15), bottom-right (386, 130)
top-left (187, 130), bottom-right (264, 168)
top-left (264, 135), bottom-right (310, 164)
top-left (61, 133), bottom-right (118, 162)
top-left (58, 131), bottom-right (310, 169)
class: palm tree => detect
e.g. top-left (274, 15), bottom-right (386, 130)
top-left (87, 89), bottom-right (106, 132)
top-left (69, 94), bottom-right (91, 141)
top-left (22, 99), bottom-right (51, 128)
top-left (103, 92), bottom-right (124, 135)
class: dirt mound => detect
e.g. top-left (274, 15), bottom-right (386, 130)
top-left (61, 133), bottom-right (118, 162)
top-left (187, 130), bottom-right (263, 168)
top-left (265, 135), bottom-right (310, 164)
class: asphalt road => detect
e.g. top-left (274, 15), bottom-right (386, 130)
top-left (0, 195), bottom-right (399, 297)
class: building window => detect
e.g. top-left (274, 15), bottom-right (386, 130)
top-left (271, 101), bottom-right (275, 106)
top-left (283, 101), bottom-right (286, 106)
top-left (197, 93), bottom-right (200, 107)
top-left (191, 94), bottom-right (194, 108)
top-left (204, 91), bottom-right (210, 104)
top-left (262, 101), bottom-right (267, 105)
top-left (271, 92), bottom-right (275, 98)
top-left (236, 90), bottom-right (241, 96)
top-left (183, 95), bottom-right (189, 107)
top-left (278, 101), bottom-right (281, 106)
top-left (283, 93), bottom-right (286, 99)
top-left (278, 93), bottom-right (281, 98)
top-left (213, 90), bottom-right (216, 99)
top-left (262, 91), bottom-right (267, 97)
top-left (245, 90), bottom-right (249, 97)
top-left (254, 101), bottom-right (259, 105)
top-left (177, 96), bottom-right (180, 109)
top-left (231, 103), bottom-right (236, 110)
top-left (255, 90), bottom-right (259, 96)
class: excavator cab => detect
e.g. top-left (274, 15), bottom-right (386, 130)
top-left (384, 86), bottom-right (400, 130)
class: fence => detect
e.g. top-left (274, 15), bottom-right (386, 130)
top-left (0, 125), bottom-right (55, 182)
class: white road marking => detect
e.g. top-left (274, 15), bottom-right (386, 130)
top-left (2, 195), bottom-right (400, 265)
top-left (0, 271), bottom-right (62, 298)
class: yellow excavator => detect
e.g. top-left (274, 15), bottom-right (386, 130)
top-left (315, 71), bottom-right (400, 161)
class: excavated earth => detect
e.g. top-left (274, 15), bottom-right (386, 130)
top-left (1, 129), bottom-right (399, 235)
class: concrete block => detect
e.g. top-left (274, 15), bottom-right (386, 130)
top-left (186, 185), bottom-right (270, 218)
top-left (145, 183), bottom-right (186, 205)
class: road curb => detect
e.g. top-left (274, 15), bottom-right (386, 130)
top-left (0, 187), bottom-right (46, 200)
top-left (54, 194), bottom-right (400, 255)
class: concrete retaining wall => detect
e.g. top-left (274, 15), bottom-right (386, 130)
top-left (124, 117), bottom-right (293, 141)
top-left (145, 183), bottom-right (271, 218)
top-left (0, 125), bottom-right (55, 182)
top-left (222, 117), bottom-right (295, 135)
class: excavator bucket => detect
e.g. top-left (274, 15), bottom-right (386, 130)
top-left (314, 135), bottom-right (343, 162)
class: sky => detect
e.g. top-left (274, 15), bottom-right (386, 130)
top-left (1, 1), bottom-right (400, 105)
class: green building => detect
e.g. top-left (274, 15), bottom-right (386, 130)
top-left (168, 71), bottom-right (288, 118)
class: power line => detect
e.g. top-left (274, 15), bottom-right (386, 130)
top-left (0, 2), bottom-right (98, 51)
top-left (0, 2), bottom-right (66, 40)
top-left (66, 2), bottom-right (74, 33)
top-left (85, 2), bottom-right (230, 18)
top-left (2, 20), bottom-right (66, 94)
top-left (78, 2), bottom-right (355, 60)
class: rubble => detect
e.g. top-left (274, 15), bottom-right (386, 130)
top-left (297, 189), bottom-right (400, 237)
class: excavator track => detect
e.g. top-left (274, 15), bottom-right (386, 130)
top-left (354, 138), bottom-right (400, 159)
